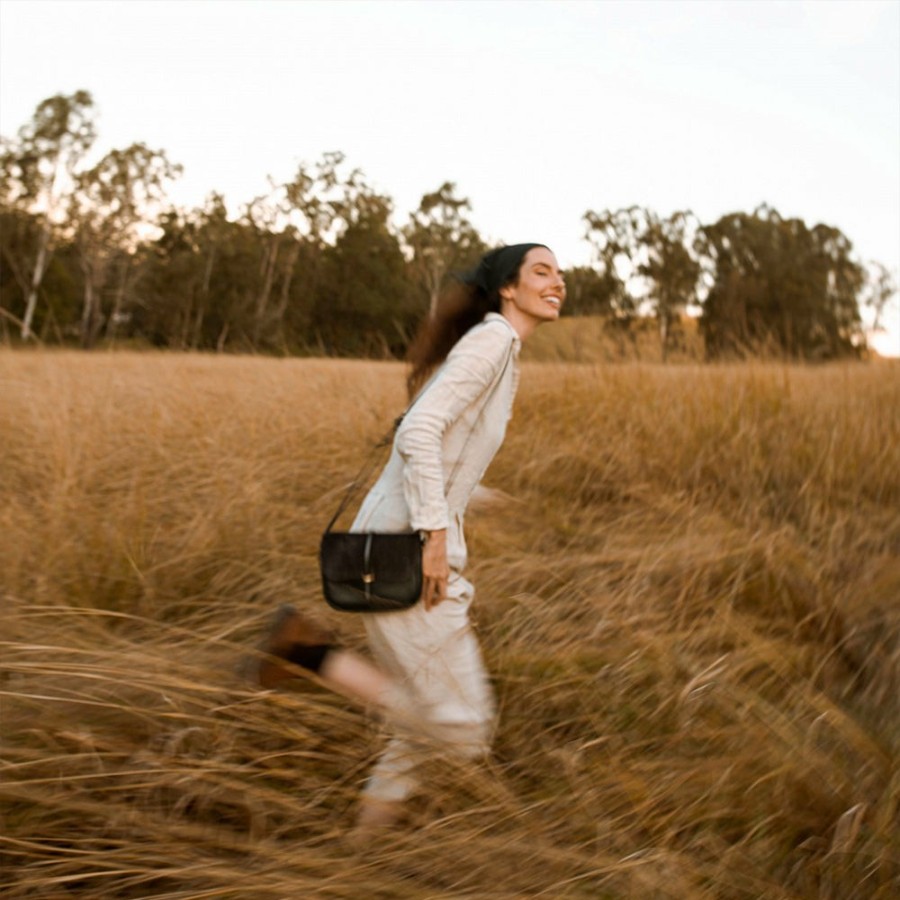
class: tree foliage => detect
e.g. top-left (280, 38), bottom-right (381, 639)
top-left (1, 90), bottom-right (96, 339)
top-left (697, 206), bottom-right (865, 359)
top-left (584, 207), bottom-right (701, 361)
top-left (863, 261), bottom-right (897, 334)
top-left (403, 181), bottom-right (486, 315)
top-left (0, 91), bottom-right (888, 361)
top-left (74, 142), bottom-right (182, 346)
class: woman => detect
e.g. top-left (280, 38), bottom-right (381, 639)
top-left (253, 243), bottom-right (566, 835)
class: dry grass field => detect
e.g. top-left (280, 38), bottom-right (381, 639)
top-left (522, 314), bottom-right (705, 363)
top-left (1, 348), bottom-right (898, 899)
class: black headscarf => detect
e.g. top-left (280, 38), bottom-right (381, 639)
top-left (460, 243), bottom-right (548, 297)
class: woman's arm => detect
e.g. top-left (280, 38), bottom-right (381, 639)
top-left (395, 321), bottom-right (513, 605)
top-left (395, 320), bottom-right (512, 533)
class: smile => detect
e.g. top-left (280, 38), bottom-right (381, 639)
top-left (544, 296), bottom-right (561, 307)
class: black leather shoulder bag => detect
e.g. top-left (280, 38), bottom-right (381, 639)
top-left (319, 419), bottom-right (424, 613)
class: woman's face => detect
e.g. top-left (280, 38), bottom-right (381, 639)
top-left (499, 247), bottom-right (566, 327)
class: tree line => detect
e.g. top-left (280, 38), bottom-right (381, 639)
top-left (1, 91), bottom-right (895, 360)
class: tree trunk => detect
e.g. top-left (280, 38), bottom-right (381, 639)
top-left (254, 238), bottom-right (279, 343)
top-left (179, 289), bottom-right (194, 349)
top-left (659, 309), bottom-right (670, 363)
top-left (216, 321), bottom-right (230, 353)
top-left (192, 307), bottom-right (204, 350)
top-left (191, 245), bottom-right (216, 348)
top-left (79, 251), bottom-right (107, 349)
top-left (21, 226), bottom-right (50, 340)
top-left (80, 276), bottom-right (95, 348)
top-left (105, 257), bottom-right (131, 340)
top-left (273, 241), bottom-right (300, 323)
top-left (46, 304), bottom-right (65, 344)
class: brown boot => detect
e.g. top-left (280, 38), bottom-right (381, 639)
top-left (254, 604), bottom-right (337, 689)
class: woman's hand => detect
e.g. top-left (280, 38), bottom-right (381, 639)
top-left (420, 529), bottom-right (449, 611)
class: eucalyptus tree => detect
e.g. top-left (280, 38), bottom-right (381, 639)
top-left (243, 189), bottom-right (299, 346)
top-left (863, 261), bottom-right (897, 335)
top-left (237, 152), bottom-right (377, 350)
top-left (189, 193), bottom-right (235, 349)
top-left (697, 206), bottom-right (864, 359)
top-left (0, 90), bottom-right (96, 339)
top-left (403, 182), bottom-right (485, 315)
top-left (73, 142), bottom-right (181, 346)
top-left (0, 205), bottom-right (43, 336)
top-left (136, 198), bottom-right (234, 350)
top-left (584, 206), bottom-right (701, 360)
top-left (314, 183), bottom-right (415, 356)
top-left (165, 194), bottom-right (257, 351)
top-left (279, 152), bottom-right (416, 354)
top-left (148, 193), bottom-right (262, 352)
top-left (560, 265), bottom-right (628, 318)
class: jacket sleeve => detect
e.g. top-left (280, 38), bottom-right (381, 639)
top-left (395, 321), bottom-right (513, 532)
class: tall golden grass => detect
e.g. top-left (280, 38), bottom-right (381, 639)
top-left (522, 314), bottom-right (705, 363)
top-left (1, 349), bottom-right (898, 899)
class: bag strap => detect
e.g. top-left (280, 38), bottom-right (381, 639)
top-left (323, 418), bottom-right (400, 534)
top-left (324, 337), bottom-right (515, 534)
top-left (324, 362), bottom-right (441, 534)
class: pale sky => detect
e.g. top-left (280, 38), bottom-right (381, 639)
top-left (1, 0), bottom-right (898, 354)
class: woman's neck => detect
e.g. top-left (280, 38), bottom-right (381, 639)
top-left (499, 303), bottom-right (539, 342)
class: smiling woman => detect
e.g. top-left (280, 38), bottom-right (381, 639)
top-left (495, 247), bottom-right (566, 334)
top-left (405, 244), bottom-right (565, 395)
top-left (250, 243), bottom-right (567, 838)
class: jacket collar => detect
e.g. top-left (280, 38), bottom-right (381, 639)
top-left (484, 311), bottom-right (522, 353)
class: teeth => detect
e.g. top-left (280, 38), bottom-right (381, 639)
top-left (545, 297), bottom-right (560, 307)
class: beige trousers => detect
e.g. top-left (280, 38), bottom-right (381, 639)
top-left (361, 572), bottom-right (495, 803)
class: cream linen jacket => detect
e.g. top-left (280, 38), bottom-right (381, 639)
top-left (351, 312), bottom-right (521, 571)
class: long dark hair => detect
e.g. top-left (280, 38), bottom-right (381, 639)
top-left (405, 243), bottom-right (546, 397)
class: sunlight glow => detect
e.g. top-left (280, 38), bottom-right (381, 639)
top-left (869, 327), bottom-right (900, 358)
